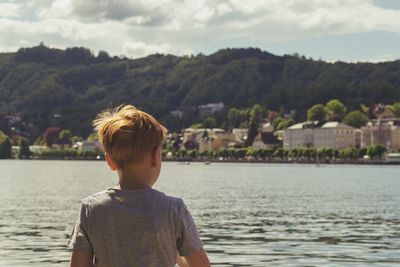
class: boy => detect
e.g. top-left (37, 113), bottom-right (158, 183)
top-left (68, 105), bottom-right (210, 267)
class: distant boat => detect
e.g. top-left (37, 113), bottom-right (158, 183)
top-left (204, 161), bottom-right (211, 165)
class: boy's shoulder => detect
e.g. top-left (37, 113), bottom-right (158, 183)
top-left (81, 187), bottom-right (185, 210)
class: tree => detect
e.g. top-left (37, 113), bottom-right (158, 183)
top-left (202, 117), bottom-right (216, 128)
top-left (276, 118), bottom-right (294, 130)
top-left (0, 131), bottom-right (12, 159)
top-left (307, 104), bottom-right (327, 121)
top-left (267, 110), bottom-right (279, 123)
top-left (43, 127), bottom-right (60, 147)
top-left (190, 123), bottom-right (203, 129)
top-left (227, 108), bottom-right (249, 129)
top-left (367, 144), bottom-right (386, 159)
top-left (87, 132), bottom-right (99, 141)
top-left (202, 130), bottom-right (209, 139)
top-left (343, 110), bottom-right (368, 128)
top-left (272, 116), bottom-right (285, 130)
top-left (245, 119), bottom-right (258, 147)
top-left (97, 50), bottom-right (111, 63)
top-left (71, 135), bottom-right (83, 144)
top-left (59, 129), bottom-right (72, 146)
top-left (18, 137), bottom-right (31, 159)
top-left (250, 104), bottom-right (263, 124)
top-left (326, 99), bottom-right (346, 121)
top-left (391, 102), bottom-right (400, 118)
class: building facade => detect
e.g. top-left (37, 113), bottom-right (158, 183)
top-left (284, 121), bottom-right (356, 150)
top-left (361, 118), bottom-right (400, 150)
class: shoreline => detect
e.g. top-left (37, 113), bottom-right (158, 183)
top-left (6, 157), bottom-right (400, 165)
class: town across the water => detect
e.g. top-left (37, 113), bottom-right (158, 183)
top-left (9, 116), bottom-right (400, 164)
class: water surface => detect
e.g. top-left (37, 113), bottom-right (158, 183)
top-left (0, 160), bottom-right (399, 266)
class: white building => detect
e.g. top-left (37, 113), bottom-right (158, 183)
top-left (232, 128), bottom-right (248, 142)
top-left (170, 110), bottom-right (183, 118)
top-left (284, 121), bottom-right (356, 150)
top-left (198, 103), bottom-right (224, 116)
top-left (75, 141), bottom-right (103, 153)
top-left (361, 118), bottom-right (400, 150)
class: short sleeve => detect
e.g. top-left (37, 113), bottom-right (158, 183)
top-left (68, 202), bottom-right (93, 252)
top-left (176, 200), bottom-right (203, 256)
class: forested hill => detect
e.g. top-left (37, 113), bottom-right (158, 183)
top-left (0, 44), bottom-right (400, 138)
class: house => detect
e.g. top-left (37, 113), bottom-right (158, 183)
top-left (252, 123), bottom-right (281, 149)
top-left (183, 128), bottom-right (225, 151)
top-left (361, 118), bottom-right (400, 150)
top-left (283, 121), bottom-right (357, 150)
top-left (170, 110), bottom-right (183, 118)
top-left (232, 128), bottom-right (248, 142)
top-left (74, 141), bottom-right (103, 153)
top-left (283, 121), bottom-right (319, 149)
top-left (211, 133), bottom-right (240, 150)
top-left (198, 103), bottom-right (224, 116)
top-left (314, 122), bottom-right (357, 149)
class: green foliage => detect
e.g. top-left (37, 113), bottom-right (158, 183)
top-left (273, 148), bottom-right (288, 160)
top-left (18, 137), bottom-right (31, 159)
top-left (343, 110), bottom-right (369, 128)
top-left (367, 144), bottom-right (386, 159)
top-left (59, 129), bottom-right (72, 146)
top-left (190, 123), bottom-right (203, 129)
top-left (87, 132), bottom-right (99, 141)
top-left (244, 119), bottom-right (258, 147)
top-left (160, 145), bottom-right (389, 162)
top-left (339, 148), bottom-right (359, 159)
top-left (201, 117), bottom-right (216, 128)
top-left (31, 148), bottom-right (102, 160)
top-left (71, 135), bottom-right (83, 143)
top-left (325, 99), bottom-right (346, 121)
top-left (0, 131), bottom-right (12, 159)
top-left (34, 136), bottom-right (45, 145)
top-left (2, 45), bottom-right (400, 140)
top-left (391, 102), bottom-right (400, 118)
top-left (273, 117), bottom-right (294, 130)
top-left (176, 149), bottom-right (187, 158)
top-left (187, 150), bottom-right (198, 158)
top-left (307, 104), bottom-right (327, 121)
top-left (227, 107), bottom-right (249, 129)
top-left (250, 104), bottom-right (263, 124)
top-left (272, 116), bottom-right (285, 129)
top-left (277, 119), bottom-right (294, 130)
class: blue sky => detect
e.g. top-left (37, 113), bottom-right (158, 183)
top-left (1, 0), bottom-right (400, 62)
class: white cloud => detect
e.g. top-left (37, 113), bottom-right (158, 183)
top-left (1, 0), bottom-right (400, 60)
top-left (37, 0), bottom-right (72, 19)
top-left (122, 42), bottom-right (172, 58)
top-left (0, 2), bottom-right (22, 18)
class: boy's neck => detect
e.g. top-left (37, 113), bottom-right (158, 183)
top-left (117, 166), bottom-right (153, 190)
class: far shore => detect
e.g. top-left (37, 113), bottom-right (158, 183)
top-left (4, 157), bottom-right (400, 165)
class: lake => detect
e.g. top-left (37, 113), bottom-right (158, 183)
top-left (0, 160), bottom-right (399, 266)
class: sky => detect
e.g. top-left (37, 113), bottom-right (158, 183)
top-left (1, 0), bottom-right (400, 62)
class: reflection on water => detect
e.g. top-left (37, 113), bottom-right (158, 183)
top-left (0, 161), bottom-right (399, 266)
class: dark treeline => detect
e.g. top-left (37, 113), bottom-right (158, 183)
top-left (1, 44), bottom-right (400, 141)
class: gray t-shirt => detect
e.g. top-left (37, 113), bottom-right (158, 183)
top-left (68, 187), bottom-right (203, 267)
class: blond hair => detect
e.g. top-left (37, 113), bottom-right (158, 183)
top-left (93, 105), bottom-right (167, 168)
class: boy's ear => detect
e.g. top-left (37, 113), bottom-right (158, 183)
top-left (105, 153), bottom-right (118, 171)
top-left (150, 146), bottom-right (162, 167)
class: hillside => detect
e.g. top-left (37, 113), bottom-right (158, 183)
top-left (0, 44), bottom-right (400, 139)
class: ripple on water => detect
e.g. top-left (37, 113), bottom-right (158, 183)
top-left (1, 161), bottom-right (400, 266)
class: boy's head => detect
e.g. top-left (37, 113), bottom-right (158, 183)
top-left (93, 105), bottom-right (167, 169)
